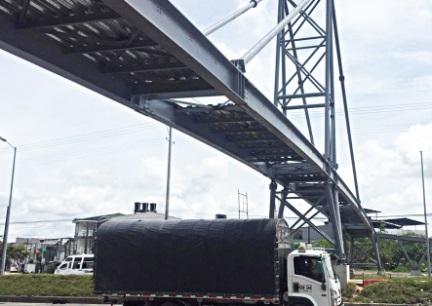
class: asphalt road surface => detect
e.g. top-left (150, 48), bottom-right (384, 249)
top-left (0, 304), bottom-right (120, 306)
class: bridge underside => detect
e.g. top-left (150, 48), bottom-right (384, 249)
top-left (0, 0), bottom-right (375, 244)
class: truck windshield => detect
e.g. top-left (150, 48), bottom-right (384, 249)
top-left (324, 256), bottom-right (335, 280)
top-left (294, 256), bottom-right (324, 282)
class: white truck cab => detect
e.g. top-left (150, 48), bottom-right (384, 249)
top-left (287, 245), bottom-right (342, 306)
top-left (54, 254), bottom-right (94, 275)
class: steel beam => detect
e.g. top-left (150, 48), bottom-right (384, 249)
top-left (135, 99), bottom-right (271, 176)
top-left (371, 233), bottom-right (383, 271)
top-left (67, 41), bottom-right (160, 54)
top-left (398, 240), bottom-right (415, 270)
top-left (20, 11), bottom-right (121, 30)
top-left (132, 82), bottom-right (217, 99)
top-left (278, 92), bottom-right (325, 99)
top-left (0, 14), bottom-right (132, 107)
top-left (283, 103), bottom-right (325, 110)
top-left (18, 0), bottom-right (31, 27)
top-left (377, 233), bottom-right (432, 243)
top-left (280, 196), bottom-right (335, 244)
top-left (203, 0), bottom-right (264, 36)
top-left (105, 62), bottom-right (187, 74)
top-left (269, 180), bottom-right (278, 218)
top-left (277, 187), bottom-right (289, 218)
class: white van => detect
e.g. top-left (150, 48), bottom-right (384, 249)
top-left (54, 254), bottom-right (94, 275)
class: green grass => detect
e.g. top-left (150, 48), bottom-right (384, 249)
top-left (350, 274), bottom-right (386, 280)
top-left (343, 277), bottom-right (432, 304)
top-left (0, 274), bottom-right (94, 297)
top-left (2, 274), bottom-right (432, 303)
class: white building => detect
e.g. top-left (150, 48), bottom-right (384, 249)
top-left (72, 202), bottom-right (179, 255)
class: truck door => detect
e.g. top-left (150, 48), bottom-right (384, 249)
top-left (291, 256), bottom-right (330, 306)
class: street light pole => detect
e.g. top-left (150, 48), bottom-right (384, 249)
top-left (165, 127), bottom-right (173, 220)
top-left (0, 137), bottom-right (17, 275)
top-left (420, 151), bottom-right (431, 277)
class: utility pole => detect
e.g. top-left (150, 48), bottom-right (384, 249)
top-left (0, 137), bottom-right (16, 275)
top-left (165, 127), bottom-right (173, 220)
top-left (420, 151), bottom-right (431, 277)
top-left (238, 190), bottom-right (249, 219)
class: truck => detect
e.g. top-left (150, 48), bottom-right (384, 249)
top-left (94, 218), bottom-right (342, 306)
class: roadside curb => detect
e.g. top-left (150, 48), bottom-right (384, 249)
top-left (0, 296), bottom-right (106, 304)
top-left (0, 298), bottom-right (423, 306)
top-left (345, 303), bottom-right (420, 306)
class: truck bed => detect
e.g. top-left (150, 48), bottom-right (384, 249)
top-left (94, 218), bottom-right (289, 298)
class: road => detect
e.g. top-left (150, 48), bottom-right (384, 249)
top-left (0, 302), bottom-right (116, 306)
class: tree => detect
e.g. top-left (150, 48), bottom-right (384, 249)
top-left (0, 241), bottom-right (30, 268)
top-left (313, 239), bottom-right (333, 249)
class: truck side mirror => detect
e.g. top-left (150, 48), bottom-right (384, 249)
top-left (321, 282), bottom-right (327, 291)
top-left (317, 260), bottom-right (326, 291)
top-left (316, 261), bottom-right (325, 281)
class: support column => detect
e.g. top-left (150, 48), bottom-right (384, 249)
top-left (326, 182), bottom-right (345, 261)
top-left (269, 180), bottom-right (277, 218)
top-left (334, 264), bottom-right (349, 289)
top-left (333, 188), bottom-right (345, 255)
top-left (371, 234), bottom-right (383, 273)
top-left (277, 186), bottom-right (289, 218)
top-left (348, 236), bottom-right (354, 264)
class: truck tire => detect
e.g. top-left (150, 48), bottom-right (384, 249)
top-left (124, 301), bottom-right (145, 306)
top-left (288, 298), bottom-right (312, 306)
top-left (291, 303), bottom-right (308, 306)
top-left (161, 302), bottom-right (182, 306)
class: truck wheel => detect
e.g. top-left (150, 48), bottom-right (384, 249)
top-left (288, 300), bottom-right (310, 306)
top-left (124, 301), bottom-right (145, 306)
top-left (161, 302), bottom-right (181, 306)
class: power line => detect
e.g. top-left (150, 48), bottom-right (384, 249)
top-left (17, 139), bottom-right (165, 166)
top-left (0, 122), bottom-right (162, 155)
top-left (0, 219), bottom-right (72, 225)
top-left (0, 138), bottom-right (166, 167)
top-left (286, 101), bottom-right (432, 119)
top-left (379, 213), bottom-right (432, 218)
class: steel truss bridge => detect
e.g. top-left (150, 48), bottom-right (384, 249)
top-left (0, 0), bottom-right (383, 268)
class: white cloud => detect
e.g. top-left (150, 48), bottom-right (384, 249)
top-left (391, 51), bottom-right (432, 67)
top-left (395, 124), bottom-right (432, 167)
top-left (353, 124), bottom-right (432, 220)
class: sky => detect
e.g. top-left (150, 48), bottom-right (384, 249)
top-left (0, 0), bottom-right (432, 241)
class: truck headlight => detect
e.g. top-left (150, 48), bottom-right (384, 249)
top-left (331, 290), bottom-right (340, 306)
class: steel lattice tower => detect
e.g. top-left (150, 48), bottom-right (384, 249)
top-left (270, 0), bottom-right (382, 268)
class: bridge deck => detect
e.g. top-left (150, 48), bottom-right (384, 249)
top-left (0, 0), bottom-right (373, 237)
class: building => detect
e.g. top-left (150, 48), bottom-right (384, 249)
top-left (72, 213), bottom-right (124, 255)
top-left (71, 202), bottom-right (178, 255)
top-left (13, 237), bottom-right (72, 272)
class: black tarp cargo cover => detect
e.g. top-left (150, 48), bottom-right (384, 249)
top-left (94, 218), bottom-right (289, 296)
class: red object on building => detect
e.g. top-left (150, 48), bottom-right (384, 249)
top-left (363, 279), bottom-right (385, 286)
